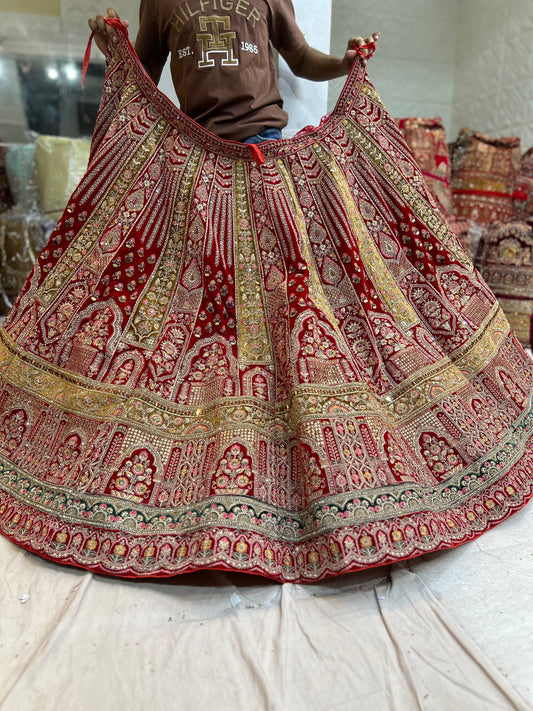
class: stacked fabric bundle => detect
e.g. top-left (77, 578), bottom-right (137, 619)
top-left (450, 130), bottom-right (522, 225)
top-left (0, 136), bottom-right (90, 312)
top-left (397, 122), bottom-right (533, 236)
top-left (451, 135), bottom-right (533, 346)
top-left (513, 147), bottom-right (533, 225)
top-left (397, 119), bottom-right (533, 345)
top-left (475, 221), bottom-right (533, 346)
top-left (452, 134), bottom-right (533, 346)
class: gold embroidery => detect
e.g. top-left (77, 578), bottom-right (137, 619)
top-left (36, 118), bottom-right (169, 308)
top-left (1, 398), bottom-right (532, 554)
top-left (123, 144), bottom-right (204, 349)
top-left (234, 161), bottom-right (272, 364)
top-left (386, 304), bottom-right (510, 423)
top-left (360, 83), bottom-right (385, 109)
top-left (312, 142), bottom-right (420, 331)
top-left (276, 158), bottom-right (346, 342)
top-left (342, 115), bottom-right (473, 271)
top-left (0, 303), bottom-right (510, 438)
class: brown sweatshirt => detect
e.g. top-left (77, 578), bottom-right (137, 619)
top-left (134, 0), bottom-right (307, 141)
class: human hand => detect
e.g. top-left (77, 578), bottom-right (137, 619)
top-left (88, 8), bottom-right (129, 55)
top-left (343, 32), bottom-right (379, 70)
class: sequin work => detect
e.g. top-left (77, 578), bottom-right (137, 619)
top-left (0, 29), bottom-right (532, 582)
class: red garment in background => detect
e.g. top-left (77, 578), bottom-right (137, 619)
top-left (397, 117), bottom-right (453, 218)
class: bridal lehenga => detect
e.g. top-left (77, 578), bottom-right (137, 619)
top-left (0, 25), bottom-right (531, 581)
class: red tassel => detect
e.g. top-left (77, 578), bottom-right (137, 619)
top-left (82, 17), bottom-right (128, 88)
top-left (248, 144), bottom-right (265, 165)
top-left (81, 31), bottom-right (95, 88)
top-left (352, 41), bottom-right (376, 59)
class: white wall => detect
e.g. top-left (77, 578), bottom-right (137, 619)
top-left (328, 0), bottom-right (460, 134)
top-left (278, 0), bottom-right (332, 137)
top-left (452, 0), bottom-right (533, 149)
top-left (329, 0), bottom-right (533, 152)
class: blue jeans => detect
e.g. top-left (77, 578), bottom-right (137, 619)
top-left (243, 127), bottom-right (282, 144)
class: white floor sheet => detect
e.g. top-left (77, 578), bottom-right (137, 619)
top-left (1, 500), bottom-right (531, 711)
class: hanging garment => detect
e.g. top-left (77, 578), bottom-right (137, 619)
top-left (0, 24), bottom-right (532, 582)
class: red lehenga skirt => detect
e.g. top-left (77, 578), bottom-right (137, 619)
top-left (0, 28), bottom-right (532, 582)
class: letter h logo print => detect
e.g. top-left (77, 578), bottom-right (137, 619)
top-left (196, 15), bottom-right (239, 67)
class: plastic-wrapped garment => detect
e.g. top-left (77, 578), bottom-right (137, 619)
top-left (0, 24), bottom-right (532, 582)
top-left (0, 142), bottom-right (14, 213)
top-left (0, 211), bottom-right (45, 305)
top-left (35, 136), bottom-right (91, 222)
top-left (451, 129), bottom-right (521, 224)
top-left (475, 221), bottom-right (533, 347)
top-left (0, 143), bottom-right (47, 313)
top-left (513, 147), bottom-right (533, 225)
top-left (4, 143), bottom-right (40, 213)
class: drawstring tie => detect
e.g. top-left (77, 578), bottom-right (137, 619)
top-left (247, 143), bottom-right (266, 165)
top-left (82, 16), bottom-right (125, 87)
top-left (353, 41), bottom-right (376, 59)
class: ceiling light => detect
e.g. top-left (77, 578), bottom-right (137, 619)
top-left (64, 64), bottom-right (78, 81)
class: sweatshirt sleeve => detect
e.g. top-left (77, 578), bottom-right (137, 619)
top-left (134, 0), bottom-right (169, 84)
top-left (269, 0), bottom-right (307, 54)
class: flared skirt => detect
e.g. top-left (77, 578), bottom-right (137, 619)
top-left (0, 27), bottom-right (532, 581)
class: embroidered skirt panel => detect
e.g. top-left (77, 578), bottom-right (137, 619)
top-left (0, 32), bottom-right (532, 581)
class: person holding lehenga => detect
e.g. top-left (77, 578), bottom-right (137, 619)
top-left (0, 2), bottom-right (531, 582)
